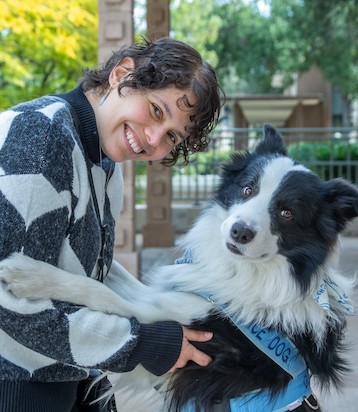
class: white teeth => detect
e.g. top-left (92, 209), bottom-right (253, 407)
top-left (131, 142), bottom-right (142, 154)
top-left (126, 127), bottom-right (143, 154)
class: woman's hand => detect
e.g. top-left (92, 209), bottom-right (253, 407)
top-left (169, 326), bottom-right (213, 372)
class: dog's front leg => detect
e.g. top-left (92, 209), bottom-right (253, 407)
top-left (0, 253), bottom-right (165, 321)
top-left (0, 253), bottom-right (212, 325)
top-left (0, 253), bottom-right (211, 324)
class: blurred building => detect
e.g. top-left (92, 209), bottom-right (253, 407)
top-left (226, 65), bottom-right (333, 128)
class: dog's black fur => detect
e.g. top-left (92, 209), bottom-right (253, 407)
top-left (164, 125), bottom-right (357, 411)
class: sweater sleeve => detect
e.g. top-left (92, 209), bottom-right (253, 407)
top-left (124, 321), bottom-right (183, 376)
top-left (0, 100), bottom-right (183, 380)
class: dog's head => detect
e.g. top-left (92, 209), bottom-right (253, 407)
top-left (215, 124), bottom-right (358, 291)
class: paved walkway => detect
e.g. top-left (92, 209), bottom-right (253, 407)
top-left (139, 236), bottom-right (358, 411)
top-left (315, 237), bottom-right (358, 411)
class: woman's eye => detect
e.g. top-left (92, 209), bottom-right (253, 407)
top-left (242, 186), bottom-right (252, 197)
top-left (167, 132), bottom-right (176, 145)
top-left (281, 209), bottom-right (293, 220)
top-left (152, 103), bottom-right (162, 119)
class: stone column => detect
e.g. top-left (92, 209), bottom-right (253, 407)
top-left (98, 0), bottom-right (134, 63)
top-left (142, 0), bottom-right (175, 247)
top-left (99, 0), bottom-right (140, 275)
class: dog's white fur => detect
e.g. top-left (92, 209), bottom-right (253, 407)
top-left (0, 155), bottom-right (356, 411)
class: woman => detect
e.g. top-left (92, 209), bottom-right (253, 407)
top-left (0, 37), bottom-right (222, 411)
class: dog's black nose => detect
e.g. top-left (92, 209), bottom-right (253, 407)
top-left (230, 221), bottom-right (256, 244)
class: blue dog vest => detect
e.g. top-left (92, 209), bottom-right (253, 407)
top-left (199, 292), bottom-right (307, 380)
top-left (193, 292), bottom-right (311, 412)
top-left (174, 252), bottom-right (312, 411)
top-left (181, 370), bottom-right (311, 412)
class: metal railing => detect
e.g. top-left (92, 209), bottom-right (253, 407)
top-left (136, 127), bottom-right (358, 205)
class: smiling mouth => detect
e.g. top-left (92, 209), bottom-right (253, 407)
top-left (125, 125), bottom-right (144, 154)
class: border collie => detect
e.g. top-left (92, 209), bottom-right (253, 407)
top-left (1, 125), bottom-right (357, 412)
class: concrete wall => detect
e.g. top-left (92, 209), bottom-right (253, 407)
top-left (136, 205), bottom-right (202, 234)
top-left (296, 64), bottom-right (332, 127)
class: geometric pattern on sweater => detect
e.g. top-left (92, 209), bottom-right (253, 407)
top-left (0, 96), bottom-right (138, 382)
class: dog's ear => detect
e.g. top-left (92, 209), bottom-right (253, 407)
top-left (254, 124), bottom-right (287, 156)
top-left (220, 124), bottom-right (287, 180)
top-left (323, 178), bottom-right (358, 231)
top-left (220, 150), bottom-right (253, 177)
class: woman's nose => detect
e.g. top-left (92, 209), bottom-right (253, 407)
top-left (145, 126), bottom-right (165, 147)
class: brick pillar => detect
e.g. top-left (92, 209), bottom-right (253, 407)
top-left (142, 0), bottom-right (175, 247)
top-left (99, 0), bottom-right (140, 275)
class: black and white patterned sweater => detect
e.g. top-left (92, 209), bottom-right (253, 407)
top-left (0, 87), bottom-right (182, 382)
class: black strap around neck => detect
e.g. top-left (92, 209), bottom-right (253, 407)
top-left (54, 95), bottom-right (108, 282)
top-left (55, 88), bottom-right (102, 164)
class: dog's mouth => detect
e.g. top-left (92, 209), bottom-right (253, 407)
top-left (226, 242), bottom-right (243, 255)
top-left (226, 242), bottom-right (269, 259)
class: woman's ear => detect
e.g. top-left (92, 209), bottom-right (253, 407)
top-left (109, 57), bottom-right (135, 87)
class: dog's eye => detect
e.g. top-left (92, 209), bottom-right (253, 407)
top-left (242, 186), bottom-right (252, 197)
top-left (281, 209), bottom-right (293, 220)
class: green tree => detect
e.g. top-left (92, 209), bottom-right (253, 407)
top-left (210, 0), bottom-right (279, 94)
top-left (170, 0), bottom-right (222, 68)
top-left (206, 0), bottom-right (358, 121)
top-left (0, 0), bottom-right (98, 110)
top-left (270, 0), bottom-right (358, 124)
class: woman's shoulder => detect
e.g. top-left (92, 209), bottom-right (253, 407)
top-left (11, 94), bottom-right (73, 122)
top-left (6, 95), bottom-right (69, 116)
top-left (14, 94), bottom-right (55, 107)
top-left (2, 95), bottom-right (73, 130)
top-left (2, 95), bottom-right (78, 145)
top-left (0, 95), bottom-right (82, 176)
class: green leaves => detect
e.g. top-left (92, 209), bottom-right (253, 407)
top-left (0, 0), bottom-right (98, 110)
top-left (170, 0), bottom-right (358, 109)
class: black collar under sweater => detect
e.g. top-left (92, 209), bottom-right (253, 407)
top-left (55, 86), bottom-right (103, 164)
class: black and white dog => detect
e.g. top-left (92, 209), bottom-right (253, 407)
top-left (1, 125), bottom-right (357, 411)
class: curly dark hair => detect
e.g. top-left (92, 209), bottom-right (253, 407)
top-left (80, 37), bottom-right (223, 166)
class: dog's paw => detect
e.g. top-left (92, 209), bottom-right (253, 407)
top-left (0, 253), bottom-right (44, 299)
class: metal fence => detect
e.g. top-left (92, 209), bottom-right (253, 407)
top-left (136, 127), bottom-right (358, 205)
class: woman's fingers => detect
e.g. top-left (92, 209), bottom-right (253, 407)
top-left (169, 327), bottom-right (213, 372)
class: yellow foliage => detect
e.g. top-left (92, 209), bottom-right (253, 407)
top-left (0, 0), bottom-right (98, 109)
top-left (1, 0), bottom-right (97, 40)
top-left (0, 51), bottom-right (31, 86)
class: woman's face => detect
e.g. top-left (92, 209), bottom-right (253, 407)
top-left (90, 59), bottom-right (195, 163)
